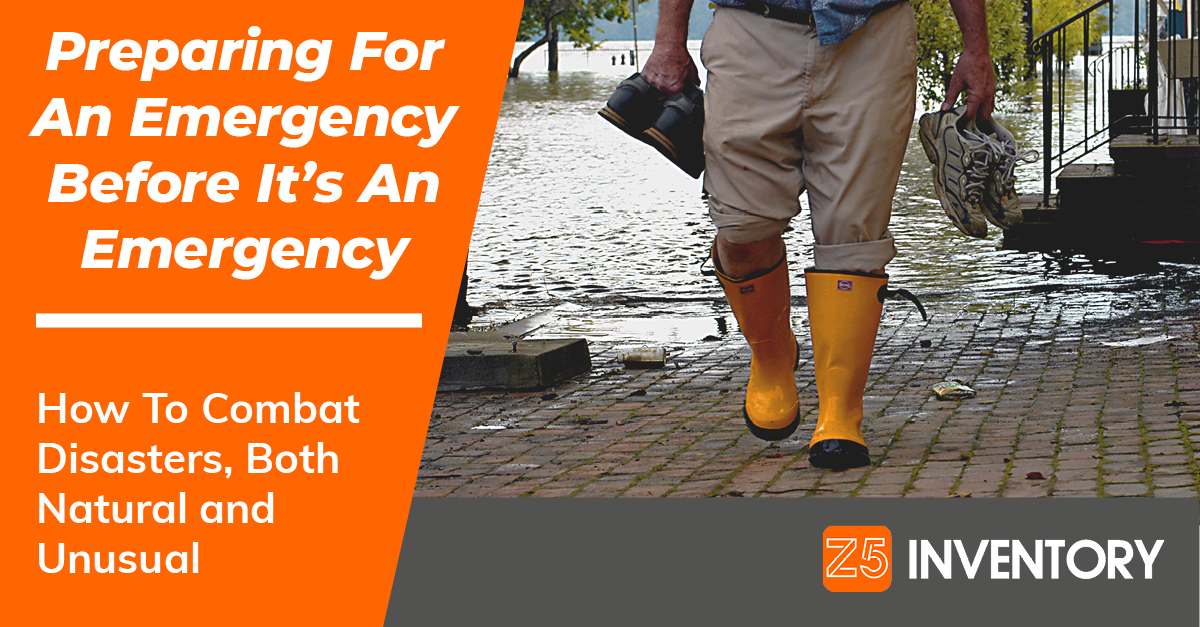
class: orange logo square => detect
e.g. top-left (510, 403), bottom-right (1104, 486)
top-left (822, 526), bottom-right (892, 592)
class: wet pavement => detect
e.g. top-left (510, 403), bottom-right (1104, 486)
top-left (422, 283), bottom-right (1200, 498)
top-left (428, 63), bottom-right (1200, 498)
top-left (465, 69), bottom-right (1107, 336)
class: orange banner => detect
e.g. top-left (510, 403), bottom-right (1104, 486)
top-left (0, 1), bottom-right (522, 623)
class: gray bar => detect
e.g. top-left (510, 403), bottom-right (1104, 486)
top-left (386, 499), bottom-right (1198, 626)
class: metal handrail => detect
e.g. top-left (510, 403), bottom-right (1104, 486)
top-left (1030, 0), bottom-right (1199, 205)
top-left (1030, 0), bottom-right (1111, 46)
top-left (1030, 0), bottom-right (1117, 204)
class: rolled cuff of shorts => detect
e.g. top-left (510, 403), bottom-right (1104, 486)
top-left (813, 232), bottom-right (897, 273)
top-left (707, 196), bottom-right (792, 244)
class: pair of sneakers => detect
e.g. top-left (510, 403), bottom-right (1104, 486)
top-left (918, 105), bottom-right (1038, 238)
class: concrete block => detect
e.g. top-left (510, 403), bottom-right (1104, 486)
top-left (439, 333), bottom-right (591, 391)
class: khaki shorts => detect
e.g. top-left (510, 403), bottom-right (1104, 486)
top-left (701, 2), bottom-right (918, 272)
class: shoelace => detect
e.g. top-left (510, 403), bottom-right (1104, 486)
top-left (957, 127), bottom-right (995, 201)
top-left (994, 139), bottom-right (1039, 191)
top-left (965, 127), bottom-right (1039, 193)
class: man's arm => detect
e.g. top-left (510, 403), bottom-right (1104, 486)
top-left (943, 0), bottom-right (997, 121)
top-left (640, 0), bottom-right (698, 95)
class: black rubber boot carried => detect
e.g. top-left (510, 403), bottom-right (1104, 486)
top-left (599, 73), bottom-right (661, 138)
top-left (599, 73), bottom-right (705, 179)
top-left (644, 84), bottom-right (705, 179)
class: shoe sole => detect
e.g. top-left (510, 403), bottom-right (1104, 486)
top-left (645, 127), bottom-right (704, 179)
top-left (980, 191), bottom-right (1023, 230)
top-left (809, 439), bottom-right (871, 470)
top-left (603, 107), bottom-right (700, 175)
top-left (743, 338), bottom-right (801, 443)
top-left (598, 106), bottom-right (629, 131)
top-left (599, 106), bottom-right (653, 144)
top-left (918, 113), bottom-right (940, 164)
top-left (644, 127), bottom-right (679, 161)
top-left (744, 407), bottom-right (800, 441)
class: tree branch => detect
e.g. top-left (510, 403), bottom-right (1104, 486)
top-left (509, 32), bottom-right (552, 77)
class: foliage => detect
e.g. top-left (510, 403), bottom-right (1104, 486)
top-left (1032, 0), bottom-right (1109, 56)
top-left (511, 0), bottom-right (650, 75)
top-left (517, 0), bottom-right (647, 51)
top-left (912, 0), bottom-right (1033, 104)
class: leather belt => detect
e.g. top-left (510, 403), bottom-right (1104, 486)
top-left (735, 0), bottom-right (817, 27)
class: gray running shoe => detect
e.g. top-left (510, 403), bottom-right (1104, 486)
top-left (918, 105), bottom-right (992, 238)
top-left (970, 118), bottom-right (1039, 229)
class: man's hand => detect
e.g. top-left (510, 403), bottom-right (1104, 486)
top-left (642, 0), bottom-right (698, 96)
top-left (642, 44), bottom-right (699, 96)
top-left (944, 0), bottom-right (996, 121)
top-left (942, 49), bottom-right (996, 121)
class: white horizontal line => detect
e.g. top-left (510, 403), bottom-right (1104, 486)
top-left (36, 314), bottom-right (423, 329)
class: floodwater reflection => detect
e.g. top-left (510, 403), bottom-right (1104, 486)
top-left (466, 70), bottom-right (1200, 341)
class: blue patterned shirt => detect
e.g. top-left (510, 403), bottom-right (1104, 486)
top-left (712, 0), bottom-right (895, 46)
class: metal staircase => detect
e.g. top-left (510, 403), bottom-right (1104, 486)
top-left (1006, 0), bottom-right (1199, 250)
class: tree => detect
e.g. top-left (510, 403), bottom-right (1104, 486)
top-left (510, 0), bottom-right (646, 77)
top-left (913, 0), bottom-right (1111, 104)
top-left (913, 0), bottom-right (1033, 104)
top-left (1032, 0), bottom-right (1109, 58)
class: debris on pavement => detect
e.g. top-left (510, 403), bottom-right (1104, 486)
top-left (1100, 334), bottom-right (1175, 348)
top-left (933, 380), bottom-right (976, 400)
top-left (620, 347), bottom-right (667, 369)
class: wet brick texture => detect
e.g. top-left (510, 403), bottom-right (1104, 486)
top-left (420, 292), bottom-right (1200, 498)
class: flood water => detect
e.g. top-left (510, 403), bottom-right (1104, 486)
top-left (463, 46), bottom-right (1200, 342)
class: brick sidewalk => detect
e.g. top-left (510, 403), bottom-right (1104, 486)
top-left (419, 290), bottom-right (1200, 497)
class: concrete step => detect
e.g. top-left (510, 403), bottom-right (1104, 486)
top-left (1002, 195), bottom-right (1062, 249)
top-left (1014, 194), bottom-right (1061, 224)
top-left (1109, 134), bottom-right (1200, 175)
top-left (1005, 194), bottom-right (1200, 251)
top-left (438, 334), bottom-right (591, 392)
top-left (1058, 162), bottom-right (1200, 188)
top-left (1056, 163), bottom-right (1200, 212)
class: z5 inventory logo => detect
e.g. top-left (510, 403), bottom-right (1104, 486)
top-left (823, 526), bottom-right (892, 592)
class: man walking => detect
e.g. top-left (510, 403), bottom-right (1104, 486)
top-left (641, 0), bottom-right (996, 469)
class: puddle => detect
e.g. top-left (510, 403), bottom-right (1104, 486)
top-left (497, 463), bottom-right (541, 472)
top-left (533, 316), bottom-right (734, 343)
top-left (1100, 335), bottom-right (1176, 347)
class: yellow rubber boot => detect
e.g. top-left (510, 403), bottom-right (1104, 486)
top-left (804, 269), bottom-right (887, 469)
top-left (713, 248), bottom-right (800, 441)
